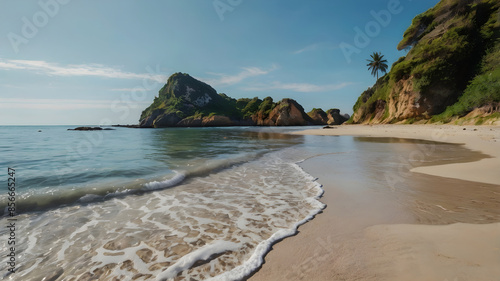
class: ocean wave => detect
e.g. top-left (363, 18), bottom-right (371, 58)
top-left (0, 151), bottom-right (265, 216)
top-left (144, 171), bottom-right (186, 190)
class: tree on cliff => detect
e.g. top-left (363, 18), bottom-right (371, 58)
top-left (366, 52), bottom-right (388, 80)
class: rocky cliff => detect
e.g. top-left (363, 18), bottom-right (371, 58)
top-left (307, 108), bottom-right (350, 125)
top-left (139, 73), bottom-right (348, 127)
top-left (351, 0), bottom-right (500, 124)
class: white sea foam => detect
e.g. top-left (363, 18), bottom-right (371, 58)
top-left (206, 162), bottom-right (326, 281)
top-left (144, 171), bottom-right (186, 190)
top-left (156, 241), bottom-right (241, 281)
top-left (207, 207), bottom-right (323, 281)
top-left (1, 147), bottom-right (326, 281)
top-left (77, 193), bottom-right (103, 203)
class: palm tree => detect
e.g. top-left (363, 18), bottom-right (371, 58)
top-left (366, 52), bottom-right (388, 80)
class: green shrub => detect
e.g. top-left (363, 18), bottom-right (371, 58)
top-left (257, 97), bottom-right (276, 117)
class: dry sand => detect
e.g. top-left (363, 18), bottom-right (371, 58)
top-left (249, 125), bottom-right (500, 281)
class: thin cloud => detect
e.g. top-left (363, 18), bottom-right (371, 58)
top-left (0, 98), bottom-right (150, 110)
top-left (0, 59), bottom-right (168, 82)
top-left (201, 65), bottom-right (278, 86)
top-left (293, 43), bottom-right (339, 55)
top-left (110, 88), bottom-right (146, 92)
top-left (293, 44), bottom-right (319, 54)
top-left (0, 84), bottom-right (26, 89)
top-left (244, 81), bottom-right (353, 93)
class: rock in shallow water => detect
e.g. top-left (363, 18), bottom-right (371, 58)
top-left (68, 127), bottom-right (115, 131)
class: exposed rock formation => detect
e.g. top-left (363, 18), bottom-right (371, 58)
top-left (68, 127), bottom-right (115, 131)
top-left (139, 73), bottom-right (348, 127)
top-left (153, 113), bottom-right (182, 128)
top-left (308, 108), bottom-right (329, 125)
top-left (351, 0), bottom-right (500, 124)
top-left (263, 99), bottom-right (315, 126)
top-left (327, 109), bottom-right (350, 125)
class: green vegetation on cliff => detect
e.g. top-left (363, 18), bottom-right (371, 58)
top-left (351, 0), bottom-right (500, 124)
top-left (139, 72), bottom-right (349, 127)
top-left (432, 36), bottom-right (500, 122)
top-left (236, 97), bottom-right (261, 118)
top-left (140, 72), bottom-right (286, 124)
top-left (140, 73), bottom-right (240, 121)
top-left (140, 73), bottom-right (338, 127)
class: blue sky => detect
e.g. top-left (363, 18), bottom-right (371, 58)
top-left (0, 0), bottom-right (439, 125)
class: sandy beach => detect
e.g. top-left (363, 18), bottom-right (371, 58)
top-left (250, 125), bottom-right (500, 281)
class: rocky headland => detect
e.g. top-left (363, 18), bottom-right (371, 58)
top-left (139, 73), bottom-right (348, 128)
top-left (350, 0), bottom-right (500, 125)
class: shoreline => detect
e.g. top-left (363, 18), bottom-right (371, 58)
top-left (249, 124), bottom-right (500, 281)
top-left (293, 124), bottom-right (500, 185)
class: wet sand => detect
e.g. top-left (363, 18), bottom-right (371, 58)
top-left (249, 125), bottom-right (500, 281)
top-left (297, 124), bottom-right (500, 185)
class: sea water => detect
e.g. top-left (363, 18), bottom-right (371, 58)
top-left (0, 125), bottom-right (343, 281)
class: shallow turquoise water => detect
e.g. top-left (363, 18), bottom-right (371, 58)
top-left (0, 126), bottom-right (323, 212)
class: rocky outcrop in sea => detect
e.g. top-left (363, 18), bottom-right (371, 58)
top-left (139, 73), bottom-right (348, 128)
